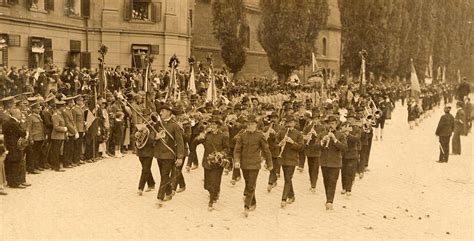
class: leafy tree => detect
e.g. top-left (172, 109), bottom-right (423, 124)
top-left (212, 0), bottom-right (247, 77)
top-left (258, 0), bottom-right (329, 81)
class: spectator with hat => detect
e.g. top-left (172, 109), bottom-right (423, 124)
top-left (452, 101), bottom-right (465, 155)
top-left (25, 99), bottom-right (46, 174)
top-left (72, 95), bottom-right (86, 164)
top-left (62, 96), bottom-right (79, 168)
top-left (435, 104), bottom-right (455, 163)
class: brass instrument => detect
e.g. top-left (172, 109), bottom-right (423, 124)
top-left (369, 99), bottom-right (382, 119)
top-left (305, 127), bottom-right (318, 145)
top-left (322, 127), bottom-right (334, 148)
top-left (263, 122), bottom-right (275, 140)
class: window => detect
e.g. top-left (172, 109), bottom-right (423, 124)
top-left (28, 37), bottom-right (53, 68)
top-left (322, 37), bottom-right (327, 57)
top-left (27, 0), bottom-right (54, 12)
top-left (8, 34), bottom-right (20, 47)
top-left (131, 44), bottom-right (150, 69)
top-left (240, 24), bottom-right (250, 48)
top-left (0, 34), bottom-right (7, 67)
top-left (124, 0), bottom-right (160, 23)
top-left (66, 0), bottom-right (89, 17)
top-left (68, 40), bottom-right (81, 68)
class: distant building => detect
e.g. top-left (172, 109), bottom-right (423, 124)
top-left (0, 0), bottom-right (193, 70)
top-left (191, 0), bottom-right (341, 79)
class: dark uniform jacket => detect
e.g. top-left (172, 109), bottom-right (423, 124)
top-left (320, 130), bottom-right (347, 168)
top-left (73, 105), bottom-right (86, 133)
top-left (277, 128), bottom-right (304, 166)
top-left (343, 126), bottom-right (362, 160)
top-left (51, 111), bottom-right (67, 140)
top-left (26, 113), bottom-right (45, 141)
top-left (435, 113), bottom-right (455, 137)
top-left (193, 131), bottom-right (229, 169)
top-left (63, 107), bottom-right (77, 137)
top-left (153, 119), bottom-right (185, 160)
top-left (41, 107), bottom-right (53, 137)
top-left (233, 130), bottom-right (273, 170)
top-left (3, 117), bottom-right (26, 155)
top-left (303, 121), bottom-right (325, 157)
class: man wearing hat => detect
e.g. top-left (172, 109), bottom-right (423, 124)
top-left (26, 100), bottom-right (46, 174)
top-left (154, 103), bottom-right (185, 208)
top-left (50, 100), bottom-right (68, 172)
top-left (340, 112), bottom-right (362, 196)
top-left (266, 111), bottom-right (283, 190)
top-left (228, 103), bottom-right (247, 184)
top-left (435, 105), bottom-right (455, 163)
top-left (452, 101), bottom-right (465, 155)
top-left (319, 114), bottom-right (347, 210)
top-left (302, 107), bottom-right (325, 192)
top-left (72, 95), bottom-right (86, 164)
top-left (277, 115), bottom-right (304, 208)
top-left (3, 107), bottom-right (29, 188)
top-left (40, 93), bottom-right (55, 169)
top-left (233, 114), bottom-right (273, 217)
top-left (62, 96), bottom-right (79, 168)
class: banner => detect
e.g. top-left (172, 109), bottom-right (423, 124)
top-left (410, 58), bottom-right (421, 100)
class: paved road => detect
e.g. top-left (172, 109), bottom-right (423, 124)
top-left (1, 101), bottom-right (472, 240)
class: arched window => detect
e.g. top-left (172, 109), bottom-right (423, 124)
top-left (322, 37), bottom-right (327, 57)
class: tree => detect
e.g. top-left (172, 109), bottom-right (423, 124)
top-left (258, 0), bottom-right (329, 81)
top-left (212, 0), bottom-right (247, 78)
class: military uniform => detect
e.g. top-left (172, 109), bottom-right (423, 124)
top-left (72, 102), bottom-right (86, 164)
top-left (62, 103), bottom-right (77, 167)
top-left (26, 110), bottom-right (46, 171)
top-left (50, 104), bottom-right (68, 171)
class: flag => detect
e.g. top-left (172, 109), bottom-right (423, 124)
top-left (442, 66), bottom-right (446, 83)
top-left (312, 52), bottom-right (319, 72)
top-left (457, 69), bottom-right (461, 83)
top-left (424, 55), bottom-right (433, 85)
top-left (410, 58), bottom-right (421, 100)
top-left (206, 67), bottom-right (218, 104)
top-left (437, 66), bottom-right (442, 82)
top-left (85, 109), bottom-right (96, 130)
top-left (188, 65), bottom-right (197, 94)
top-left (359, 56), bottom-right (366, 95)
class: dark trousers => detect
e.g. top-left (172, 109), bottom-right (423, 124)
top-left (242, 169), bottom-right (259, 208)
top-left (321, 166), bottom-right (340, 203)
top-left (358, 145), bottom-right (370, 173)
top-left (28, 140), bottom-right (45, 170)
top-left (187, 140), bottom-right (199, 167)
top-left (298, 150), bottom-right (306, 168)
top-left (50, 139), bottom-right (64, 170)
top-left (439, 136), bottom-right (450, 162)
top-left (172, 157), bottom-right (186, 190)
top-left (63, 138), bottom-right (74, 166)
top-left (268, 157), bottom-right (281, 185)
top-left (341, 158), bottom-right (357, 192)
top-left (138, 156), bottom-right (155, 190)
top-left (25, 145), bottom-right (35, 172)
top-left (307, 156), bottom-right (320, 188)
top-left (281, 165), bottom-right (295, 201)
top-left (85, 135), bottom-right (98, 160)
top-left (204, 167), bottom-right (224, 202)
top-left (452, 130), bottom-right (461, 154)
top-left (156, 159), bottom-right (175, 200)
top-left (73, 133), bottom-right (84, 163)
top-left (4, 150), bottom-right (23, 187)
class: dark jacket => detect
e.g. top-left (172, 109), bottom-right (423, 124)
top-left (320, 130), bottom-right (347, 168)
top-left (153, 119), bottom-right (184, 160)
top-left (2, 117), bottom-right (26, 154)
top-left (435, 113), bottom-right (455, 137)
top-left (193, 131), bottom-right (229, 169)
top-left (343, 126), bottom-right (362, 159)
top-left (277, 128), bottom-right (304, 166)
top-left (233, 130), bottom-right (273, 170)
top-left (454, 108), bottom-right (466, 134)
top-left (303, 121), bottom-right (325, 157)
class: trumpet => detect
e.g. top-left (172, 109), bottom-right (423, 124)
top-left (305, 127), bottom-right (318, 145)
top-left (322, 128), bottom-right (334, 148)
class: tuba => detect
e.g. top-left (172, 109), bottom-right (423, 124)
top-left (135, 112), bottom-right (160, 149)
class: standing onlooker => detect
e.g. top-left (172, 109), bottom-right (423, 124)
top-left (462, 96), bottom-right (471, 135)
top-left (435, 105), bottom-right (455, 163)
top-left (452, 101), bottom-right (465, 155)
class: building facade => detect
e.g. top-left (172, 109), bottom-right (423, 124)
top-left (0, 0), bottom-right (193, 70)
top-left (191, 0), bottom-right (342, 79)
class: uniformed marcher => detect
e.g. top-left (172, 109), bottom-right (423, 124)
top-left (435, 105), bottom-right (454, 163)
top-left (266, 111), bottom-right (282, 192)
top-left (154, 103), bottom-right (185, 208)
top-left (193, 115), bottom-right (230, 211)
top-left (50, 100), bottom-right (68, 172)
top-left (135, 122), bottom-right (156, 196)
top-left (320, 115), bottom-right (347, 210)
top-left (340, 113), bottom-right (361, 196)
top-left (233, 114), bottom-right (273, 217)
top-left (277, 115), bottom-right (304, 208)
top-left (303, 108), bottom-right (325, 192)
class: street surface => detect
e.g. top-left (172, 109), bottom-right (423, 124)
top-left (1, 100), bottom-right (472, 240)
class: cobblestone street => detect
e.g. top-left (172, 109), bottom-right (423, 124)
top-left (1, 101), bottom-right (472, 240)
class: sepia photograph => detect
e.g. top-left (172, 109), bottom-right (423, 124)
top-left (0, 0), bottom-right (472, 240)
